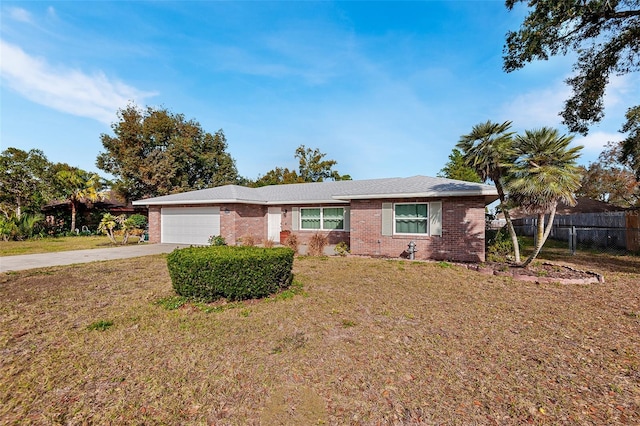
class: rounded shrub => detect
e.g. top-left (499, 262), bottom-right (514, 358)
top-left (166, 246), bottom-right (294, 301)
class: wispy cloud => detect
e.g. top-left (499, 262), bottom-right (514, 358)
top-left (499, 80), bottom-right (570, 130)
top-left (572, 131), bottom-right (623, 155)
top-left (7, 6), bottom-right (33, 24)
top-left (0, 40), bottom-right (156, 124)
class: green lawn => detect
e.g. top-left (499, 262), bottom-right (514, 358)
top-left (0, 235), bottom-right (143, 256)
top-left (1, 251), bottom-right (638, 424)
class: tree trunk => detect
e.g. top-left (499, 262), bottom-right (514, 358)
top-left (522, 204), bottom-right (558, 267)
top-left (70, 201), bottom-right (77, 232)
top-left (496, 183), bottom-right (521, 264)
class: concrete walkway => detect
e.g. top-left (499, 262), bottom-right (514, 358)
top-left (0, 244), bottom-right (189, 273)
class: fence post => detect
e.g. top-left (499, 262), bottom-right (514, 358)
top-left (569, 226), bottom-right (576, 255)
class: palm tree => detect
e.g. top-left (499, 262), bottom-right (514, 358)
top-left (457, 120), bottom-right (522, 263)
top-left (53, 165), bottom-right (105, 232)
top-left (507, 128), bottom-right (583, 267)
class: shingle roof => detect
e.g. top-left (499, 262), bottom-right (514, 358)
top-left (132, 175), bottom-right (498, 206)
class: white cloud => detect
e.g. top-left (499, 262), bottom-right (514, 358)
top-left (572, 131), bottom-right (623, 154)
top-left (0, 40), bottom-right (156, 124)
top-left (8, 7), bottom-right (33, 23)
top-left (500, 80), bottom-right (571, 130)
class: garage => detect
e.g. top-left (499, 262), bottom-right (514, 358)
top-left (161, 207), bottom-right (220, 245)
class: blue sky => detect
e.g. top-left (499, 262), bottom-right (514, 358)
top-left (2, 1), bottom-right (638, 182)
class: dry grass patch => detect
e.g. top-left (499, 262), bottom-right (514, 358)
top-left (1, 254), bottom-right (638, 424)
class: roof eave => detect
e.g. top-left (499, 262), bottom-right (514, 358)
top-left (334, 190), bottom-right (499, 200)
top-left (132, 198), bottom-right (267, 206)
top-left (132, 198), bottom-right (351, 206)
top-left (265, 199), bottom-right (349, 205)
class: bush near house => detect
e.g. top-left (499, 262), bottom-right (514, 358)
top-left (166, 246), bottom-right (294, 301)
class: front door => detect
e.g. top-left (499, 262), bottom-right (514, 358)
top-left (267, 207), bottom-right (281, 242)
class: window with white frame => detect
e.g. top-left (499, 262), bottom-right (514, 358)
top-left (394, 203), bottom-right (428, 234)
top-left (300, 207), bottom-right (345, 230)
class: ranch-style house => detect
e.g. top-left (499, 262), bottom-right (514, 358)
top-left (132, 175), bottom-right (498, 262)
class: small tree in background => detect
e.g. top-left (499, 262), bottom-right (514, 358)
top-left (437, 148), bottom-right (482, 183)
top-left (252, 145), bottom-right (351, 187)
top-left (578, 141), bottom-right (640, 208)
top-left (98, 213), bottom-right (147, 245)
top-left (98, 213), bottom-right (119, 244)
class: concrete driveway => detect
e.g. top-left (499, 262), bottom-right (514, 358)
top-left (0, 244), bottom-right (189, 273)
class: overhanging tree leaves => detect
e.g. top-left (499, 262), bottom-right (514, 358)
top-left (504, 0), bottom-right (640, 135)
top-left (97, 104), bottom-right (239, 201)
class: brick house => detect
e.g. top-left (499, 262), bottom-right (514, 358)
top-left (132, 175), bottom-right (498, 262)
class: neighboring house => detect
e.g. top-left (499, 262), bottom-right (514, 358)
top-left (43, 191), bottom-right (147, 231)
top-left (132, 175), bottom-right (498, 262)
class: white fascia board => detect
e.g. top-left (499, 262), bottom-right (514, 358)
top-left (132, 198), bottom-right (265, 206)
top-left (264, 199), bottom-right (349, 206)
top-left (132, 198), bottom-right (349, 206)
top-left (333, 190), bottom-right (498, 200)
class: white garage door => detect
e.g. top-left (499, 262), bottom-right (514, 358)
top-left (161, 207), bottom-right (220, 245)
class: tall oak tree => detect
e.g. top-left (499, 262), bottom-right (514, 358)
top-left (97, 104), bottom-right (239, 201)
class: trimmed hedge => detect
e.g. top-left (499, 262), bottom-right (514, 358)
top-left (166, 246), bottom-right (294, 301)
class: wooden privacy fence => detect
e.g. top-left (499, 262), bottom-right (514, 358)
top-left (628, 211), bottom-right (640, 251)
top-left (513, 211), bottom-right (640, 252)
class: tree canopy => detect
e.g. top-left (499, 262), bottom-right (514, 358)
top-left (97, 104), bottom-right (239, 201)
top-left (504, 0), bottom-right (640, 135)
top-left (51, 163), bottom-right (106, 232)
top-left (437, 148), bottom-right (482, 183)
top-left (579, 140), bottom-right (640, 207)
top-left (457, 120), bottom-right (521, 263)
top-left (620, 105), bottom-right (640, 179)
top-left (252, 145), bottom-right (350, 187)
top-left (506, 128), bottom-right (583, 266)
top-left (0, 148), bottom-right (51, 219)
top-left (458, 121), bottom-right (583, 266)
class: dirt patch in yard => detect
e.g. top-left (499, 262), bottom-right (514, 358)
top-left (469, 261), bottom-right (605, 284)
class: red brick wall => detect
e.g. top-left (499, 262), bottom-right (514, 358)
top-left (349, 197), bottom-right (486, 262)
top-left (148, 206), bottom-right (161, 243)
top-left (221, 203), bottom-right (267, 245)
top-left (279, 205), bottom-right (350, 245)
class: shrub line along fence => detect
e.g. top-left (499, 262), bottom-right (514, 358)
top-left (512, 211), bottom-right (640, 254)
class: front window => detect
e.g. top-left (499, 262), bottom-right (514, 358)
top-left (394, 203), bottom-right (428, 234)
top-left (300, 207), bottom-right (344, 230)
